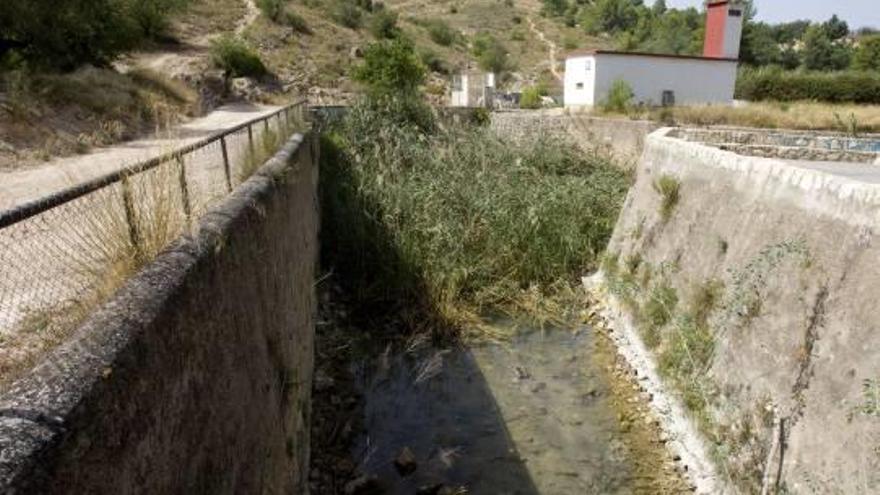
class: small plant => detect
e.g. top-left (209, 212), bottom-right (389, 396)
top-left (471, 107), bottom-right (491, 126)
top-left (859, 379), bottom-right (880, 417)
top-left (426, 18), bottom-right (457, 46)
top-left (210, 36), bottom-right (268, 78)
top-left (644, 283), bottom-right (677, 330)
top-left (653, 174), bottom-right (680, 222)
top-left (520, 84), bottom-right (548, 109)
top-left (690, 279), bottom-right (724, 327)
top-left (257, 0), bottom-right (284, 21)
top-left (601, 79), bottom-right (634, 113)
top-left (369, 9), bottom-right (399, 39)
top-left (331, 1), bottom-right (363, 29)
top-left (283, 10), bottom-right (312, 34)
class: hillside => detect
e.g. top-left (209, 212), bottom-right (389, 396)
top-left (0, 0), bottom-right (607, 169)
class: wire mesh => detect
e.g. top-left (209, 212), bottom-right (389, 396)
top-left (0, 103), bottom-right (305, 358)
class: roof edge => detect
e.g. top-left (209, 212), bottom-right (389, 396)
top-left (565, 49), bottom-right (739, 63)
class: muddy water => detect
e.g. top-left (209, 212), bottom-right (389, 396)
top-left (351, 324), bottom-right (646, 494)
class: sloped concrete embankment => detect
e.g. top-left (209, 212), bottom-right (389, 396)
top-left (597, 128), bottom-right (880, 493)
top-left (0, 134), bottom-right (319, 493)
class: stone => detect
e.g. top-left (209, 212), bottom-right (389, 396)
top-left (394, 447), bottom-right (418, 476)
top-left (343, 475), bottom-right (384, 495)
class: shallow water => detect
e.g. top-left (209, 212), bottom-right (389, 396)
top-left (351, 325), bottom-right (640, 494)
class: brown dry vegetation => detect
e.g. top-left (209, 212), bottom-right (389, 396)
top-left (599, 101), bottom-right (880, 134)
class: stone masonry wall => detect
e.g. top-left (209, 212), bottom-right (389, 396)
top-left (0, 133), bottom-right (319, 493)
top-left (490, 110), bottom-right (660, 167)
top-left (605, 128), bottom-right (880, 493)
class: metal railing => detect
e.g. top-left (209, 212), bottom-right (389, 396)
top-left (0, 100), bottom-right (307, 339)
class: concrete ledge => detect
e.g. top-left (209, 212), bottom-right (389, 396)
top-left (0, 133), bottom-right (319, 493)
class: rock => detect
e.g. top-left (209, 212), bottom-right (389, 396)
top-left (230, 77), bottom-right (263, 100)
top-left (514, 366), bottom-right (531, 381)
top-left (394, 447), bottom-right (418, 476)
top-left (343, 475), bottom-right (384, 495)
top-left (416, 484), bottom-right (445, 495)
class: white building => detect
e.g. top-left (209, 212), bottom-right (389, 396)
top-left (450, 71), bottom-right (496, 108)
top-left (564, 0), bottom-right (744, 108)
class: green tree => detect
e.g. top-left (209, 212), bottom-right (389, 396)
top-left (822, 14), bottom-right (849, 40)
top-left (651, 0), bottom-right (667, 16)
top-left (353, 38), bottom-right (426, 97)
top-left (802, 24), bottom-right (852, 71)
top-left (0, 0), bottom-right (141, 70)
top-left (853, 36), bottom-right (880, 71)
top-left (580, 0), bottom-right (641, 35)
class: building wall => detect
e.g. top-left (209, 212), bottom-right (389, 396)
top-left (703, 3), bottom-right (727, 57)
top-left (721, 4), bottom-right (744, 59)
top-left (589, 55), bottom-right (737, 107)
top-left (564, 56), bottom-right (597, 107)
top-left (0, 134), bottom-right (319, 494)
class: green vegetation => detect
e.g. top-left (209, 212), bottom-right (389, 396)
top-left (735, 67), bottom-right (880, 104)
top-left (601, 79), bottom-right (634, 113)
top-left (369, 9), bottom-right (399, 39)
top-left (0, 0), bottom-right (191, 70)
top-left (330, 0), bottom-right (364, 29)
top-left (653, 174), bottom-right (680, 223)
top-left (424, 19), bottom-right (457, 46)
top-left (352, 39), bottom-right (426, 98)
top-left (520, 84), bottom-right (549, 109)
top-left (257, 0), bottom-right (284, 21)
top-left (282, 9), bottom-right (311, 34)
top-left (325, 40), bottom-right (629, 335)
top-left (210, 36), bottom-right (267, 78)
top-left (472, 33), bottom-right (513, 76)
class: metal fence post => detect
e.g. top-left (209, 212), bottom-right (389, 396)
top-left (264, 117), bottom-right (270, 135)
top-left (121, 175), bottom-right (144, 262)
top-left (247, 124), bottom-right (255, 158)
top-left (220, 136), bottom-right (233, 192)
top-left (176, 155), bottom-right (192, 220)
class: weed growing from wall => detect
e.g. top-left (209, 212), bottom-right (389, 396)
top-left (653, 174), bottom-right (680, 223)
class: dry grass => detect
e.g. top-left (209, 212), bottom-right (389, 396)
top-left (621, 101), bottom-right (880, 133)
top-left (0, 67), bottom-right (197, 169)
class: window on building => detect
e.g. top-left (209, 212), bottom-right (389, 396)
top-left (584, 60), bottom-right (592, 72)
top-left (576, 82), bottom-right (584, 90)
top-left (728, 9), bottom-right (742, 16)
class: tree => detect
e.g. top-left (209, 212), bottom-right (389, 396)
top-left (802, 25), bottom-right (852, 71)
top-left (651, 0), bottom-right (667, 16)
top-left (0, 0), bottom-right (140, 70)
top-left (353, 38), bottom-right (426, 97)
top-left (580, 0), bottom-right (641, 35)
top-left (853, 35), bottom-right (880, 71)
top-left (822, 14), bottom-right (849, 40)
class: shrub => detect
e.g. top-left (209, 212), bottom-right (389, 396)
top-left (472, 33), bottom-right (512, 74)
top-left (129, 0), bottom-right (192, 39)
top-left (257, 0), bottom-right (284, 21)
top-left (210, 36), bottom-right (268, 78)
top-left (601, 78), bottom-right (634, 113)
top-left (283, 9), bottom-right (312, 34)
top-left (331, 1), bottom-right (363, 29)
top-left (419, 48), bottom-right (448, 74)
top-left (653, 174), bottom-right (680, 222)
top-left (735, 67), bottom-right (880, 104)
top-left (426, 19), bottom-right (456, 46)
top-left (853, 36), bottom-right (880, 71)
top-left (369, 9), bottom-right (399, 39)
top-left (353, 38), bottom-right (425, 97)
top-left (520, 84), bottom-right (548, 109)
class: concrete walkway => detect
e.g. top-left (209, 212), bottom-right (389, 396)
top-left (782, 158), bottom-right (880, 185)
top-left (0, 102), bottom-right (281, 211)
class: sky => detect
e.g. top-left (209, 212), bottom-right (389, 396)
top-left (665, 0), bottom-right (880, 30)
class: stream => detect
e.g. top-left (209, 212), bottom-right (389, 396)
top-left (348, 323), bottom-right (665, 494)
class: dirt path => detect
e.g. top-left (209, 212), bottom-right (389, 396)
top-left (527, 17), bottom-right (563, 82)
top-left (0, 102), bottom-right (281, 210)
top-left (236, 0), bottom-right (260, 36)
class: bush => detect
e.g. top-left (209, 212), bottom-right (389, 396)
top-left (735, 67), bottom-right (880, 104)
top-left (419, 48), bottom-right (448, 74)
top-left (426, 19), bottom-right (456, 46)
top-left (369, 9), bottom-right (399, 39)
top-left (520, 84), bottom-right (548, 109)
top-left (257, 0), bottom-right (284, 21)
top-left (283, 9), bottom-right (312, 34)
top-left (331, 1), bottom-right (363, 29)
top-left (129, 0), bottom-right (192, 39)
top-left (472, 33), bottom-right (512, 74)
top-left (353, 39), bottom-right (425, 97)
top-left (210, 36), bottom-right (267, 78)
top-left (601, 78), bottom-right (634, 113)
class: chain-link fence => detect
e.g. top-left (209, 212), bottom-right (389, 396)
top-left (0, 101), bottom-right (307, 356)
